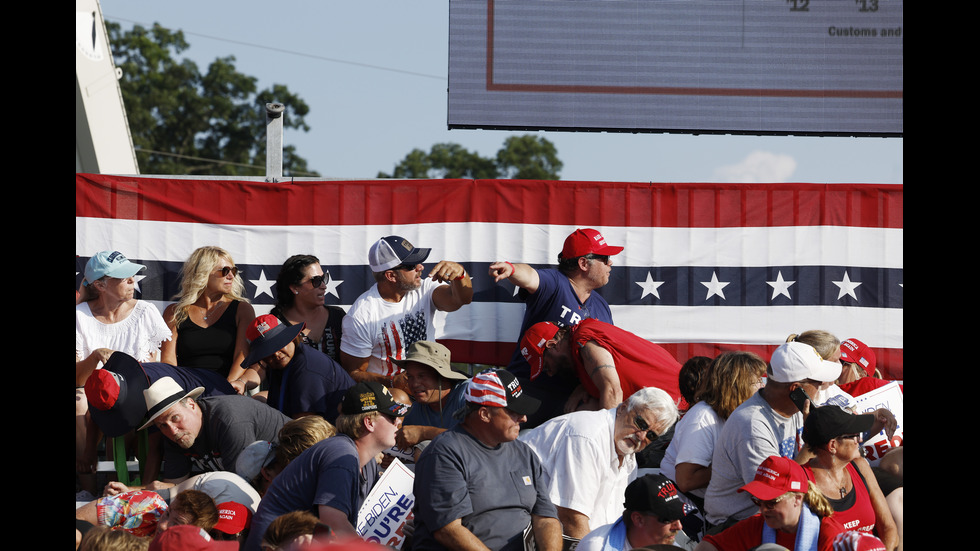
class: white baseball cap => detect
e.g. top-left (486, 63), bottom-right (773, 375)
top-left (769, 341), bottom-right (842, 383)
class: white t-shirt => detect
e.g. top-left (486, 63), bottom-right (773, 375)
top-left (340, 279), bottom-right (439, 377)
top-left (75, 300), bottom-right (171, 363)
top-left (519, 408), bottom-right (636, 531)
top-left (660, 400), bottom-right (723, 499)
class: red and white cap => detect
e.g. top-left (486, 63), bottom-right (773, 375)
top-left (839, 338), bottom-right (876, 374)
top-left (240, 314), bottom-right (305, 369)
top-left (560, 228), bottom-right (624, 259)
top-left (213, 501), bottom-right (252, 536)
top-left (465, 369), bottom-right (541, 416)
top-left (738, 455), bottom-right (808, 500)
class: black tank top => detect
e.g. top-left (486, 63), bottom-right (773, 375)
top-left (176, 300), bottom-right (240, 378)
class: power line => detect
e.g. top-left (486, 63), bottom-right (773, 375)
top-left (134, 148), bottom-right (321, 177)
top-left (107, 16), bottom-right (445, 81)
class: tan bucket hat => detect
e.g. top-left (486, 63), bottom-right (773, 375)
top-left (394, 341), bottom-right (467, 381)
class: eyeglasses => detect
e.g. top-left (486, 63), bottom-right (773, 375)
top-left (379, 412), bottom-right (402, 426)
top-left (584, 254), bottom-right (610, 265)
top-left (750, 493), bottom-right (792, 509)
top-left (218, 266), bottom-right (239, 277)
top-left (639, 512), bottom-right (678, 525)
top-left (838, 433), bottom-right (862, 442)
top-left (393, 263), bottom-right (418, 271)
top-left (308, 274), bottom-right (328, 288)
top-left (632, 414), bottom-right (660, 441)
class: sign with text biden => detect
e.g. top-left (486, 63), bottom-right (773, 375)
top-left (448, 0), bottom-right (903, 136)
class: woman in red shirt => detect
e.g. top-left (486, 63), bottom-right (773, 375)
top-left (800, 406), bottom-right (899, 550)
top-left (696, 456), bottom-right (845, 551)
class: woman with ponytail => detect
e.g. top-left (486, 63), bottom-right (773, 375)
top-left (696, 455), bottom-right (846, 551)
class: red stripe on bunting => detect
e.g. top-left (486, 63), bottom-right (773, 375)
top-left (439, 340), bottom-right (904, 382)
top-left (76, 174), bottom-right (903, 229)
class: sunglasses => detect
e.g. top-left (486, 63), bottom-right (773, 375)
top-left (584, 254), bottom-right (610, 265)
top-left (638, 512), bottom-right (677, 525)
top-left (750, 493), bottom-right (792, 509)
top-left (838, 433), bottom-right (862, 442)
top-left (632, 414), bottom-right (660, 441)
top-left (393, 263), bottom-right (419, 272)
top-left (218, 266), bottom-right (239, 277)
top-left (308, 274), bottom-right (328, 288)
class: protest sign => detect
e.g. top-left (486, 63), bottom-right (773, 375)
top-left (356, 458), bottom-right (415, 549)
top-left (851, 381), bottom-right (904, 466)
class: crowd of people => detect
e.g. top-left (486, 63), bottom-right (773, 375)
top-left (75, 230), bottom-right (904, 551)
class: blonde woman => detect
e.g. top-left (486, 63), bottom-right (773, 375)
top-left (697, 456), bottom-right (846, 551)
top-left (161, 246), bottom-right (255, 389)
top-left (787, 330), bottom-right (842, 363)
top-left (787, 330), bottom-right (855, 409)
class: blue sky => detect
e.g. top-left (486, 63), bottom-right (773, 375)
top-left (97, 1), bottom-right (903, 184)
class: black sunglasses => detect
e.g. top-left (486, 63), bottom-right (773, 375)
top-left (633, 414), bottom-right (660, 441)
top-left (584, 254), bottom-right (610, 265)
top-left (750, 494), bottom-right (791, 509)
top-left (393, 263), bottom-right (418, 271)
top-left (308, 273), bottom-right (329, 288)
top-left (218, 266), bottom-right (239, 277)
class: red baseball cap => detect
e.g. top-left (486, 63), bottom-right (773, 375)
top-left (738, 456), bottom-right (808, 500)
top-left (149, 525), bottom-right (239, 551)
top-left (839, 338), bottom-right (876, 374)
top-left (213, 502), bottom-right (251, 536)
top-left (520, 322), bottom-right (561, 380)
top-left (561, 228), bottom-right (624, 258)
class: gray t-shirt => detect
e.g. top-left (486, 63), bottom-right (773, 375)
top-left (412, 425), bottom-right (558, 551)
top-left (162, 395), bottom-right (290, 480)
top-left (703, 391), bottom-right (803, 525)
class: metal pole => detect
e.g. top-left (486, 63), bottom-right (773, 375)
top-left (265, 103), bottom-right (284, 182)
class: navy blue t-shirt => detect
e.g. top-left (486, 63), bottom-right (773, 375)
top-left (507, 268), bottom-right (614, 378)
top-left (266, 344), bottom-right (354, 423)
top-left (244, 435), bottom-right (378, 551)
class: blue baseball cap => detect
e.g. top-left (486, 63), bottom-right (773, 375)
top-left (83, 250), bottom-right (146, 285)
top-left (368, 236), bottom-right (430, 272)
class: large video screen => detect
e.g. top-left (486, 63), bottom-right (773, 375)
top-left (448, 0), bottom-right (903, 136)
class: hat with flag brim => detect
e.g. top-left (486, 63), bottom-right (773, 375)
top-left (85, 352), bottom-right (152, 437)
top-left (465, 368), bottom-right (541, 416)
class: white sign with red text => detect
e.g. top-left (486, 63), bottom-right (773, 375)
top-left (356, 458), bottom-right (415, 549)
top-left (851, 381), bottom-right (903, 466)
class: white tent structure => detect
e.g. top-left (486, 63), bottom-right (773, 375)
top-left (75, 0), bottom-right (138, 175)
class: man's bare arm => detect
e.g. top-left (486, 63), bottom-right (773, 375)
top-left (488, 262), bottom-right (540, 294)
top-left (532, 514), bottom-right (564, 551)
top-left (555, 506), bottom-right (591, 539)
top-left (431, 261), bottom-right (473, 312)
top-left (433, 519), bottom-right (492, 551)
top-left (579, 341), bottom-right (622, 409)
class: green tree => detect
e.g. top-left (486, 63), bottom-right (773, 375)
top-left (495, 135), bottom-right (562, 180)
top-left (108, 22), bottom-right (318, 176)
top-left (378, 135), bottom-right (562, 180)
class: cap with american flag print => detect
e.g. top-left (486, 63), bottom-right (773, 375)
top-left (464, 368), bottom-right (541, 416)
